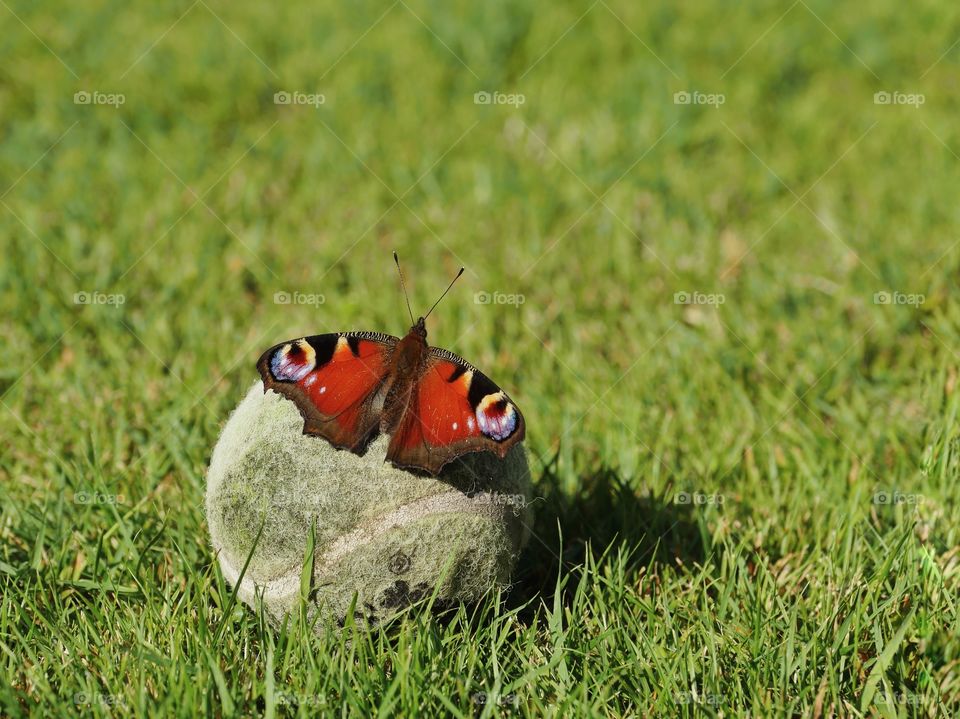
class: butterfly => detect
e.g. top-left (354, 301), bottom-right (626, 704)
top-left (257, 255), bottom-right (525, 475)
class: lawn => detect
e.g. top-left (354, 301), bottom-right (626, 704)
top-left (2, 0), bottom-right (960, 715)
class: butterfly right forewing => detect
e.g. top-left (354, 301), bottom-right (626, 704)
top-left (385, 346), bottom-right (525, 474)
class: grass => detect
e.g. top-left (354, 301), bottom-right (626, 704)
top-left (2, 0), bottom-right (960, 715)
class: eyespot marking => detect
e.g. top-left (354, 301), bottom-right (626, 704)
top-left (270, 339), bottom-right (316, 382)
top-left (475, 391), bottom-right (517, 441)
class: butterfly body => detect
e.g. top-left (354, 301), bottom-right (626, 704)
top-left (376, 319), bottom-right (427, 435)
top-left (257, 316), bottom-right (524, 475)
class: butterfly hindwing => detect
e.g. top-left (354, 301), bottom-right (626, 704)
top-left (386, 347), bottom-right (525, 473)
top-left (257, 332), bottom-right (398, 452)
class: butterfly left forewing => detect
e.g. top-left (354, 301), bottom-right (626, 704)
top-left (257, 332), bottom-right (398, 452)
top-left (386, 347), bottom-right (525, 474)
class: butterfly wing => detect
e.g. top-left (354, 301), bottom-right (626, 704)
top-left (386, 347), bottom-right (525, 474)
top-left (257, 332), bottom-right (398, 452)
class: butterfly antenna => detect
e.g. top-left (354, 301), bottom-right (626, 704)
top-left (423, 266), bottom-right (465, 320)
top-left (393, 252), bottom-right (415, 325)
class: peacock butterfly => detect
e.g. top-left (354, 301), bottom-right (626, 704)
top-left (257, 255), bottom-right (525, 475)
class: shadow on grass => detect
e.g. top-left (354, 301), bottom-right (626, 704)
top-left (508, 457), bottom-right (707, 614)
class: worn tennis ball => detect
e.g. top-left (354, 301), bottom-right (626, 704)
top-left (206, 382), bottom-right (532, 630)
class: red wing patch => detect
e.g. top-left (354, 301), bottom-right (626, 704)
top-left (386, 351), bottom-right (524, 474)
top-left (257, 333), bottom-right (397, 451)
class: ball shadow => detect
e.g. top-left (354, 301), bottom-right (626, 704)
top-left (507, 455), bottom-right (707, 615)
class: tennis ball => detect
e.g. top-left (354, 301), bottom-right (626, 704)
top-left (206, 382), bottom-right (533, 630)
